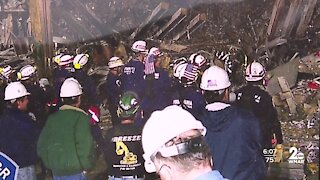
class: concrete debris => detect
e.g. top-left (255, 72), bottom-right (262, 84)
top-left (266, 57), bottom-right (300, 95)
top-left (274, 78), bottom-right (319, 177)
top-left (159, 42), bottom-right (188, 53)
top-left (299, 51), bottom-right (320, 75)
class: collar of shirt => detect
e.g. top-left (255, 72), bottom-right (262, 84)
top-left (195, 170), bottom-right (227, 180)
top-left (205, 102), bottom-right (230, 111)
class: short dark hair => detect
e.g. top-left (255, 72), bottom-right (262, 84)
top-left (154, 135), bottom-right (212, 173)
top-left (61, 96), bottom-right (80, 106)
top-left (203, 90), bottom-right (226, 104)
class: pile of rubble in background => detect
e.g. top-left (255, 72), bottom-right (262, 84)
top-left (268, 51), bottom-right (319, 179)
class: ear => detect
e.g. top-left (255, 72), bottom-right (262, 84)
top-left (223, 88), bottom-right (230, 102)
top-left (155, 160), bottom-right (172, 179)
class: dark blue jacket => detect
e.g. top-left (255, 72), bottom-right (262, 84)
top-left (52, 68), bottom-right (71, 97)
top-left (141, 68), bottom-right (172, 116)
top-left (105, 73), bottom-right (121, 106)
top-left (73, 70), bottom-right (100, 106)
top-left (234, 84), bottom-right (283, 148)
top-left (105, 72), bottom-right (122, 125)
top-left (120, 59), bottom-right (145, 98)
top-left (0, 108), bottom-right (40, 168)
top-left (200, 105), bottom-right (267, 180)
top-left (171, 86), bottom-right (206, 120)
top-left (24, 82), bottom-right (49, 121)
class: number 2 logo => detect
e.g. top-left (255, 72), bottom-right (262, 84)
top-left (288, 147), bottom-right (304, 160)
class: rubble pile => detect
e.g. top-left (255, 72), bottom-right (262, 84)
top-left (273, 75), bottom-right (319, 177)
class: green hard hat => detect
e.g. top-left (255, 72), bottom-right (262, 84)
top-left (117, 91), bottom-right (140, 118)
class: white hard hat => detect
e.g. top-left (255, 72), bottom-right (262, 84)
top-left (142, 105), bottom-right (206, 173)
top-left (55, 54), bottom-right (74, 66)
top-left (53, 54), bottom-right (63, 64)
top-left (0, 65), bottom-right (14, 78)
top-left (173, 63), bottom-right (188, 79)
top-left (131, 40), bottom-right (147, 53)
top-left (60, 77), bottom-right (83, 97)
top-left (18, 65), bottom-right (36, 80)
top-left (245, 62), bottom-right (265, 81)
top-left (4, 81), bottom-right (30, 100)
top-left (200, 65), bottom-right (231, 91)
top-left (108, 56), bottom-right (124, 69)
top-left (149, 47), bottom-right (162, 57)
top-left (176, 63), bottom-right (199, 86)
top-left (73, 54), bottom-right (89, 69)
top-left (189, 53), bottom-right (206, 67)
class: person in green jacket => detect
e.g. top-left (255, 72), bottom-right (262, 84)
top-left (37, 77), bottom-right (95, 180)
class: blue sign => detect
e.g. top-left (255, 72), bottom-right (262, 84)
top-left (0, 152), bottom-right (18, 180)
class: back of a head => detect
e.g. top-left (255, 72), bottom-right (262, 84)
top-left (173, 61), bottom-right (199, 87)
top-left (148, 47), bottom-right (163, 58)
top-left (142, 105), bottom-right (208, 173)
top-left (189, 53), bottom-right (207, 68)
top-left (4, 81), bottom-right (30, 102)
top-left (200, 66), bottom-right (231, 91)
top-left (0, 65), bottom-right (15, 81)
top-left (73, 54), bottom-right (89, 70)
top-left (17, 65), bottom-right (37, 81)
top-left (131, 40), bottom-right (147, 54)
top-left (245, 62), bottom-right (265, 82)
top-left (200, 66), bottom-right (231, 103)
top-left (117, 91), bottom-right (140, 119)
top-left (60, 77), bottom-right (83, 98)
top-left (108, 56), bottom-right (124, 69)
top-left (54, 54), bottom-right (74, 66)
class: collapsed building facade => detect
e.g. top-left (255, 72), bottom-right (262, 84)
top-left (0, 0), bottom-right (319, 179)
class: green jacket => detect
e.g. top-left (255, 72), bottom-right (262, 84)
top-left (37, 105), bottom-right (95, 176)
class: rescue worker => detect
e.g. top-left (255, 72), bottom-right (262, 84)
top-left (142, 105), bottom-right (225, 180)
top-left (234, 62), bottom-right (283, 149)
top-left (52, 54), bottom-right (73, 99)
top-left (120, 40), bottom-right (147, 98)
top-left (141, 47), bottom-right (171, 119)
top-left (72, 54), bottom-right (104, 154)
top-left (18, 65), bottom-right (49, 127)
top-left (105, 56), bottom-right (124, 126)
top-left (0, 65), bottom-right (15, 83)
top-left (188, 53), bottom-right (208, 74)
top-left (199, 66), bottom-right (267, 179)
top-left (37, 78), bottom-right (95, 180)
top-left (72, 53), bottom-right (99, 107)
top-left (0, 82), bottom-right (40, 180)
top-left (104, 91), bottom-right (146, 180)
top-left (0, 65), bottom-right (14, 115)
top-left (171, 61), bottom-right (206, 120)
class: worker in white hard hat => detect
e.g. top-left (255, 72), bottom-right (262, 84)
top-left (120, 40), bottom-right (147, 98)
top-left (189, 53), bottom-right (209, 73)
top-left (0, 65), bottom-right (16, 83)
top-left (199, 66), bottom-right (267, 179)
top-left (72, 53), bottom-right (105, 155)
top-left (18, 64), bottom-right (49, 127)
top-left (170, 61), bottom-right (206, 120)
top-left (104, 56), bottom-right (124, 126)
top-left (142, 105), bottom-right (225, 180)
top-left (234, 62), bottom-right (283, 151)
top-left (52, 54), bottom-right (73, 95)
top-left (37, 78), bottom-right (95, 180)
top-left (72, 53), bottom-right (99, 107)
top-left (0, 65), bottom-right (15, 115)
top-left (0, 81), bottom-right (40, 180)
